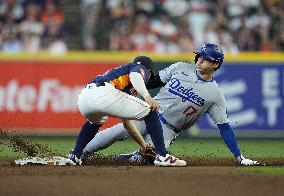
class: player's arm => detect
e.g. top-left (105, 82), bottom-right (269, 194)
top-left (129, 71), bottom-right (160, 111)
top-left (217, 123), bottom-right (259, 166)
top-left (146, 72), bottom-right (166, 89)
top-left (122, 119), bottom-right (148, 149)
top-left (208, 91), bottom-right (259, 166)
top-left (146, 62), bottom-right (183, 89)
top-left (217, 123), bottom-right (240, 157)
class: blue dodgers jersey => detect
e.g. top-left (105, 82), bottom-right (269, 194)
top-left (91, 63), bottom-right (151, 95)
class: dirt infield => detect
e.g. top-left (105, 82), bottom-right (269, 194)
top-left (1, 130), bottom-right (284, 196)
top-left (1, 158), bottom-right (284, 196)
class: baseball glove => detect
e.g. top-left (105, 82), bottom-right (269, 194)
top-left (139, 144), bottom-right (156, 160)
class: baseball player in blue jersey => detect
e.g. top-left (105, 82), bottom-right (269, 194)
top-left (65, 56), bottom-right (186, 166)
top-left (82, 43), bottom-right (259, 166)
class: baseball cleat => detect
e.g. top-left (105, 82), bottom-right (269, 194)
top-left (129, 151), bottom-right (144, 163)
top-left (65, 150), bottom-right (82, 166)
top-left (154, 154), bottom-right (187, 167)
top-left (113, 152), bottom-right (135, 161)
top-left (113, 151), bottom-right (144, 163)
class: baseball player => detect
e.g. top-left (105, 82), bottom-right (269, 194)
top-left (65, 56), bottom-right (186, 167)
top-left (82, 43), bottom-right (259, 166)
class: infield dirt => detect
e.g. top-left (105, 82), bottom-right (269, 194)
top-left (1, 158), bottom-right (284, 196)
top-left (1, 129), bottom-right (284, 196)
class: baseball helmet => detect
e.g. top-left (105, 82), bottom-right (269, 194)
top-left (194, 43), bottom-right (224, 66)
top-left (133, 56), bottom-right (153, 70)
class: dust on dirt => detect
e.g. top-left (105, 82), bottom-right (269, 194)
top-left (1, 128), bottom-right (284, 167)
top-left (0, 128), bottom-right (55, 157)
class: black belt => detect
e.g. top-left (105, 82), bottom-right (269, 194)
top-left (95, 82), bottom-right (105, 87)
top-left (85, 82), bottom-right (105, 89)
top-left (158, 113), bottom-right (180, 134)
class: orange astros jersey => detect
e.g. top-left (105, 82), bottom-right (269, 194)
top-left (90, 63), bottom-right (151, 95)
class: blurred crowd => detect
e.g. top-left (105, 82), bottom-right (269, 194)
top-left (0, 0), bottom-right (67, 54)
top-left (1, 0), bottom-right (283, 54)
top-left (82, 0), bottom-right (284, 54)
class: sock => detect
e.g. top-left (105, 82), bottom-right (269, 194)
top-left (144, 111), bottom-right (167, 156)
top-left (72, 121), bottom-right (100, 158)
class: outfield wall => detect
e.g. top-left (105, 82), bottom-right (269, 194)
top-left (0, 52), bottom-right (283, 134)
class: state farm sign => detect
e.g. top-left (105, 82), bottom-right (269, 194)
top-left (0, 79), bottom-right (81, 113)
top-left (0, 61), bottom-right (121, 130)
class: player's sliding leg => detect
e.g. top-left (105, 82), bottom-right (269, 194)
top-left (83, 120), bottom-right (180, 165)
top-left (84, 120), bottom-right (150, 154)
top-left (83, 123), bottom-right (129, 154)
top-left (114, 122), bottom-right (179, 164)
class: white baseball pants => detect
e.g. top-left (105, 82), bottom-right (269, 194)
top-left (77, 82), bottom-right (151, 125)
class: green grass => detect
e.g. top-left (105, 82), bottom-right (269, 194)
top-left (239, 167), bottom-right (284, 176)
top-left (169, 138), bottom-right (284, 158)
top-left (2, 136), bottom-right (283, 176)
top-left (1, 137), bottom-right (284, 158)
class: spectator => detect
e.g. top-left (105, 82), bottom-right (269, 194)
top-left (42, 18), bottom-right (66, 54)
top-left (108, 17), bottom-right (133, 51)
top-left (1, 33), bottom-right (22, 53)
top-left (40, 0), bottom-right (63, 26)
top-left (150, 15), bottom-right (177, 38)
top-left (107, 0), bottom-right (134, 51)
top-left (0, 0), bottom-right (25, 22)
top-left (107, 0), bottom-right (134, 20)
top-left (135, 0), bottom-right (155, 15)
top-left (40, 0), bottom-right (67, 54)
top-left (154, 36), bottom-right (180, 54)
top-left (81, 0), bottom-right (102, 50)
top-left (1, 10), bottom-right (22, 53)
top-left (187, 0), bottom-right (210, 46)
top-left (131, 13), bottom-right (157, 51)
top-left (275, 28), bottom-right (284, 50)
top-left (0, 0), bottom-right (67, 53)
top-left (82, 0), bottom-right (284, 52)
top-left (200, 20), bottom-right (220, 46)
top-left (220, 32), bottom-right (239, 54)
top-left (162, 0), bottom-right (189, 17)
top-left (19, 2), bottom-right (44, 52)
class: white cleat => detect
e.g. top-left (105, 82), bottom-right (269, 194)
top-left (154, 154), bottom-right (187, 167)
top-left (65, 151), bottom-right (82, 166)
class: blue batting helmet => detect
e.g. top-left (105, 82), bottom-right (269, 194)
top-left (133, 56), bottom-right (153, 70)
top-left (194, 43), bottom-right (224, 66)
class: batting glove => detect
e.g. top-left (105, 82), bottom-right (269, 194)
top-left (236, 154), bottom-right (259, 166)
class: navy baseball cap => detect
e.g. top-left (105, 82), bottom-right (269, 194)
top-left (133, 56), bottom-right (153, 70)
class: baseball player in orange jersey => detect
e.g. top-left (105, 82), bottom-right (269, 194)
top-left (65, 56), bottom-right (186, 166)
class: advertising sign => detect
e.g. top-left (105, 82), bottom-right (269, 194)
top-left (198, 63), bottom-right (284, 130)
top-left (0, 61), bottom-right (123, 130)
top-left (0, 60), bottom-right (283, 132)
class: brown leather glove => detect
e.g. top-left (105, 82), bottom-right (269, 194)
top-left (139, 144), bottom-right (156, 159)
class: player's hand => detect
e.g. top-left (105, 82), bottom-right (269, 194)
top-left (236, 154), bottom-right (259, 166)
top-left (144, 95), bottom-right (161, 111)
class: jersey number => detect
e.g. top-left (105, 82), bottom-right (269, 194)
top-left (183, 105), bottom-right (197, 116)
